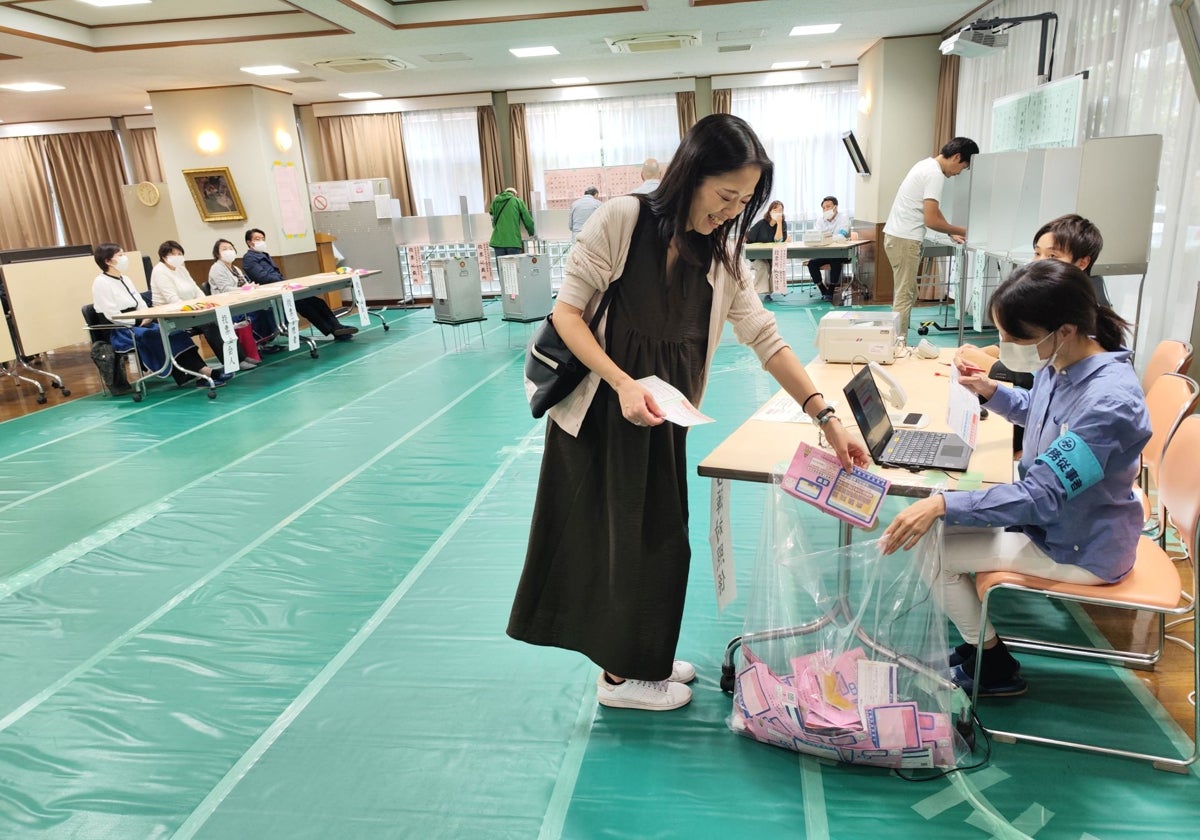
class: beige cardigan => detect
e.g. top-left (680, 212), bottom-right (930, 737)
top-left (542, 195), bottom-right (789, 436)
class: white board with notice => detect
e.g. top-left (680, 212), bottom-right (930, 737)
top-left (991, 74), bottom-right (1087, 153)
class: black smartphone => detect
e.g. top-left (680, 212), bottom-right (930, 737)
top-left (901, 412), bottom-right (922, 425)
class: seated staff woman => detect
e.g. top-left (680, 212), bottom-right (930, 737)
top-left (208, 239), bottom-right (280, 349)
top-left (744, 200), bottom-right (789, 298)
top-left (91, 243), bottom-right (231, 388)
top-left (881, 258), bottom-right (1151, 696)
top-left (507, 114), bottom-right (869, 712)
top-left (150, 240), bottom-right (256, 370)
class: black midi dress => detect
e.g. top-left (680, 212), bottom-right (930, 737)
top-left (507, 205), bottom-right (714, 681)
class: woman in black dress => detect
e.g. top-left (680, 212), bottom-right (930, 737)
top-left (507, 115), bottom-right (868, 711)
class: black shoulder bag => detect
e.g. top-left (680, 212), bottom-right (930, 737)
top-left (524, 286), bottom-right (615, 419)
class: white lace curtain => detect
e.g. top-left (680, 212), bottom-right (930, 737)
top-left (399, 107), bottom-right (486, 214)
top-left (730, 81), bottom-right (860, 224)
top-left (524, 94), bottom-right (679, 204)
top-left (955, 0), bottom-right (1199, 361)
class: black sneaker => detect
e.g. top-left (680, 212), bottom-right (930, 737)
top-left (952, 665), bottom-right (1028, 697)
top-left (948, 642), bottom-right (977, 668)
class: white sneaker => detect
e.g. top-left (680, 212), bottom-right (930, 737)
top-left (596, 675), bottom-right (692, 711)
top-left (670, 659), bottom-right (696, 684)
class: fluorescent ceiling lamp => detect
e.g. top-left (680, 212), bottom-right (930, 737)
top-left (789, 24), bottom-right (841, 37)
top-left (551, 77), bottom-right (589, 85)
top-left (510, 46), bottom-right (559, 58)
top-left (144, 105), bottom-right (153, 110)
top-left (240, 65), bottom-right (299, 76)
top-left (338, 91), bottom-right (382, 99)
top-left (0, 82), bottom-right (65, 92)
top-left (78, 0), bottom-right (152, 7)
top-left (771, 60), bottom-right (810, 70)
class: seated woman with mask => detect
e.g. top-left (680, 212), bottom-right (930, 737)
top-left (880, 258), bottom-right (1150, 697)
top-left (208, 238), bottom-right (280, 352)
top-left (91, 243), bottom-right (232, 388)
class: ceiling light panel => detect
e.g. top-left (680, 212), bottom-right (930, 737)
top-left (241, 65), bottom-right (299, 76)
top-left (0, 82), bottom-right (65, 92)
top-left (789, 24), bottom-right (842, 37)
top-left (510, 47), bottom-right (559, 58)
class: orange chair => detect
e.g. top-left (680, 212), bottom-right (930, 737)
top-left (1141, 339), bottom-right (1192, 394)
top-left (1137, 374), bottom-right (1200, 543)
top-left (969, 414), bottom-right (1200, 772)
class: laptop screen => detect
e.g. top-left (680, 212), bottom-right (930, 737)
top-left (843, 365), bottom-right (893, 458)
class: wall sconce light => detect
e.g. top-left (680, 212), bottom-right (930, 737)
top-left (274, 129), bottom-right (293, 152)
top-left (857, 92), bottom-right (872, 116)
top-left (197, 130), bottom-right (221, 153)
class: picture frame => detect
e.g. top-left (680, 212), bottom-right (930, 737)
top-left (182, 167), bottom-right (247, 222)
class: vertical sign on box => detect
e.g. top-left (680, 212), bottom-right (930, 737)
top-left (709, 478), bottom-right (736, 613)
top-left (771, 244), bottom-right (788, 295)
top-left (214, 306), bottom-right (238, 373)
top-left (279, 288), bottom-right (300, 351)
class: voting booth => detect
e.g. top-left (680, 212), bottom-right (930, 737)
top-left (429, 257), bottom-right (485, 325)
top-left (497, 255), bottom-right (553, 323)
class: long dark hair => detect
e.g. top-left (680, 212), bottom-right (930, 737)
top-left (991, 259), bottom-right (1129, 351)
top-left (645, 113), bottom-right (773, 279)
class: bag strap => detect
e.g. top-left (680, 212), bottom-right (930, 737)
top-left (587, 285), bottom-right (615, 332)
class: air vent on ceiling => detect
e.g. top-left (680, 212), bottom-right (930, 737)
top-left (289, 76), bottom-right (324, 84)
top-left (421, 52), bottom-right (472, 63)
top-left (312, 56), bottom-right (416, 74)
top-left (605, 32), bottom-right (701, 54)
top-left (717, 44), bottom-right (752, 53)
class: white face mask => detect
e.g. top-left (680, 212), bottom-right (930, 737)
top-left (112, 254), bottom-right (129, 272)
top-left (219, 249), bottom-right (237, 263)
top-left (166, 254), bottom-right (185, 269)
top-left (769, 212), bottom-right (782, 222)
top-left (252, 241), bottom-right (268, 252)
top-left (823, 209), bottom-right (836, 221)
top-left (999, 330), bottom-right (1058, 373)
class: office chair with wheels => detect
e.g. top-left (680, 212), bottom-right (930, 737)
top-left (968, 414), bottom-right (1200, 772)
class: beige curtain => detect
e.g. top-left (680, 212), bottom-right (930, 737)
top-left (507, 103), bottom-right (532, 202)
top-left (0, 136), bottom-right (57, 249)
top-left (128, 127), bottom-right (164, 184)
top-left (675, 91), bottom-right (697, 138)
top-left (934, 55), bottom-right (960, 153)
top-left (476, 105), bottom-right (505, 202)
top-left (712, 88), bottom-right (732, 115)
top-left (41, 131), bottom-right (134, 248)
top-left (316, 113), bottom-right (416, 216)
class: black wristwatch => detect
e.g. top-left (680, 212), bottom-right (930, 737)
top-left (815, 407), bottom-right (838, 426)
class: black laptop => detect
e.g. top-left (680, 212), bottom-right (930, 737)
top-left (841, 364), bottom-right (974, 472)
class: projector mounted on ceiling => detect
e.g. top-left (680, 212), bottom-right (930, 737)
top-left (605, 32), bottom-right (701, 54)
top-left (939, 29), bottom-right (1010, 58)
top-left (938, 12), bottom-right (1058, 81)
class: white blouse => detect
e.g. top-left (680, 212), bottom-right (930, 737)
top-left (150, 262), bottom-right (204, 307)
top-left (91, 273), bottom-right (146, 325)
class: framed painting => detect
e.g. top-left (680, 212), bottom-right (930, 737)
top-left (182, 167), bottom-right (247, 222)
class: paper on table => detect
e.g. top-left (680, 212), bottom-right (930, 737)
top-left (751, 392), bottom-right (839, 423)
top-left (636, 375), bottom-right (713, 426)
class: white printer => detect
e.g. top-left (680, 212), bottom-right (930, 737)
top-left (817, 310), bottom-right (901, 364)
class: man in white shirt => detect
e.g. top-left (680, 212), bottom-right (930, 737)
top-left (568, 187), bottom-right (602, 239)
top-left (809, 195), bottom-right (852, 299)
top-left (631, 158), bottom-right (660, 194)
top-left (883, 137), bottom-right (977, 339)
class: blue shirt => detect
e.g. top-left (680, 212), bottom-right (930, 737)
top-left (942, 350), bottom-right (1150, 581)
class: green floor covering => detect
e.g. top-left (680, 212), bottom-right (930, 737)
top-left (0, 300), bottom-right (1195, 839)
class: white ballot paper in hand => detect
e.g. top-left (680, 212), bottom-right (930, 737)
top-left (636, 375), bottom-right (714, 426)
top-left (946, 366), bottom-right (981, 448)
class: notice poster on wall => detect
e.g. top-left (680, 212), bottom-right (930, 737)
top-left (310, 181), bottom-right (351, 212)
top-left (273, 162), bottom-right (308, 238)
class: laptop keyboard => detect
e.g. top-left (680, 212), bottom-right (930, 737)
top-left (888, 432), bottom-right (947, 466)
